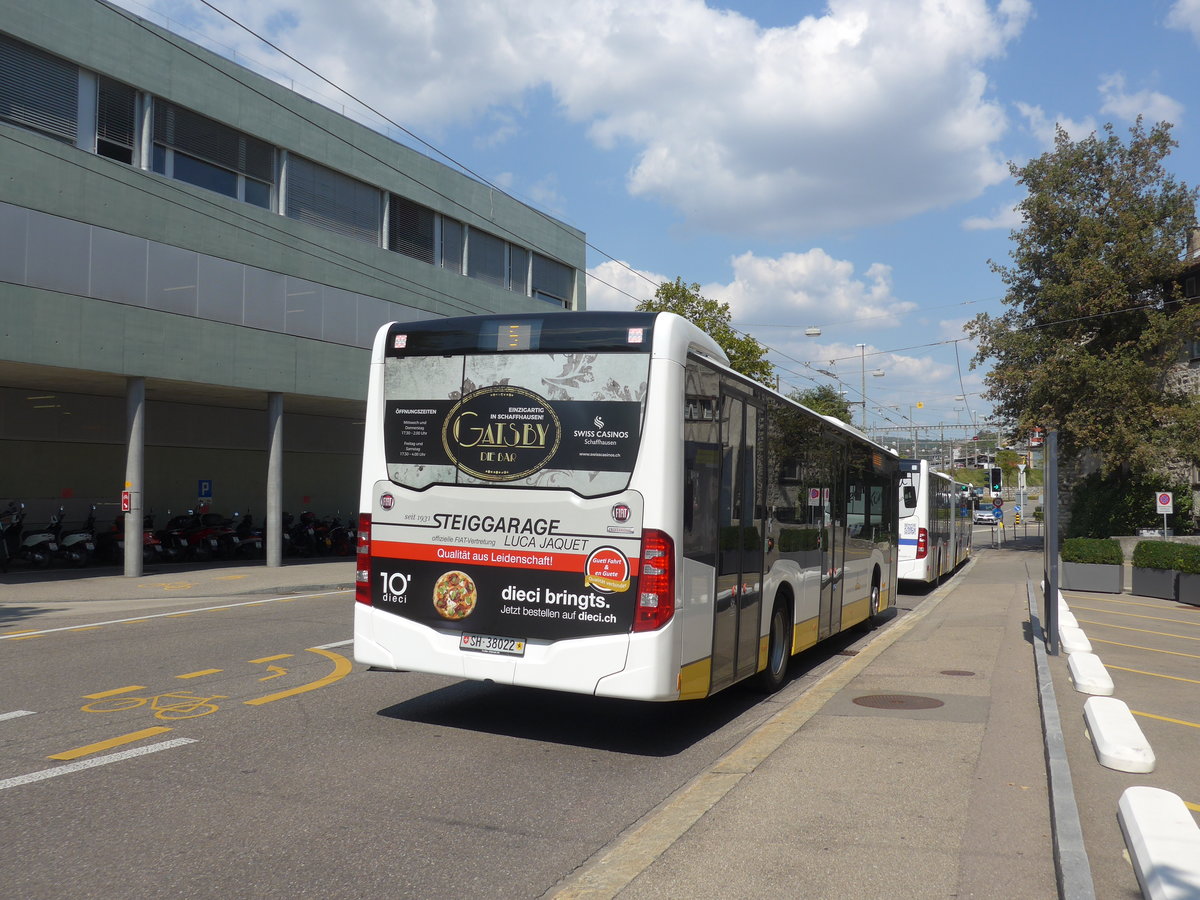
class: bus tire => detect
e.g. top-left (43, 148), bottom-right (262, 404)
top-left (755, 599), bottom-right (790, 693)
top-left (862, 572), bottom-right (881, 630)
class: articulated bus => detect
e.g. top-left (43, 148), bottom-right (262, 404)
top-left (897, 458), bottom-right (972, 584)
top-left (354, 311), bottom-right (900, 701)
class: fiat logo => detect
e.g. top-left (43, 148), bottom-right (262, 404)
top-left (611, 503), bottom-right (631, 523)
top-left (380, 493), bottom-right (395, 510)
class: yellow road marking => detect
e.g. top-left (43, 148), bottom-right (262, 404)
top-left (249, 654), bottom-right (293, 664)
top-left (166, 613), bottom-right (193, 619)
top-left (69, 626), bottom-right (102, 633)
top-left (259, 665), bottom-right (287, 681)
top-left (1, 630), bottom-right (37, 636)
top-left (244, 647), bottom-right (351, 706)
top-left (176, 669), bottom-right (223, 679)
top-left (139, 582), bottom-right (195, 591)
top-left (1077, 619), bottom-right (1200, 642)
top-left (1132, 710), bottom-right (1200, 729)
top-left (1108, 665), bottom-right (1200, 685)
top-left (84, 685), bottom-right (146, 700)
top-left (1071, 606), bottom-right (1200, 627)
top-left (48, 726), bottom-right (172, 760)
top-left (8, 634), bottom-right (42, 641)
top-left (1091, 638), bottom-right (1200, 660)
top-left (1188, 800), bottom-right (1200, 813)
top-left (214, 575), bottom-right (249, 582)
top-left (122, 619), bottom-right (148, 626)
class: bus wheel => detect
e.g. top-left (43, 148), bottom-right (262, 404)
top-left (862, 579), bottom-right (881, 631)
top-left (755, 600), bottom-right (790, 693)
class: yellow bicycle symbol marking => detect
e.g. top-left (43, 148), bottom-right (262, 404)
top-left (81, 690), bottom-right (227, 720)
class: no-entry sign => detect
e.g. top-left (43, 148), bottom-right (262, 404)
top-left (1156, 492), bottom-right (1174, 514)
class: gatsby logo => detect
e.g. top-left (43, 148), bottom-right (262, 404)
top-left (442, 386), bottom-right (561, 482)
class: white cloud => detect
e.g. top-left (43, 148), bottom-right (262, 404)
top-left (1015, 102), bottom-right (1096, 146)
top-left (584, 260), bottom-right (664, 311)
top-left (1099, 73), bottom-right (1184, 125)
top-left (962, 203), bottom-right (1021, 231)
top-left (1166, 0), bottom-right (1200, 42)
top-left (124, 0), bottom-right (1030, 239)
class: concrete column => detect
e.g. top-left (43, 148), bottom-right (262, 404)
top-left (123, 377), bottom-right (146, 577)
top-left (266, 392), bottom-right (284, 567)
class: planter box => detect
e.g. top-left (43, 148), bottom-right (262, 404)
top-left (1131, 567), bottom-right (1177, 601)
top-left (1179, 572), bottom-right (1200, 607)
top-left (1060, 561), bottom-right (1123, 594)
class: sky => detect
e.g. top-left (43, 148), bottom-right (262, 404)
top-left (108, 0), bottom-right (1200, 448)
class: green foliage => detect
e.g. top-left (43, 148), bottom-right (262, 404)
top-left (788, 385), bottom-right (853, 425)
top-left (1061, 537), bottom-right (1123, 566)
top-left (637, 277), bottom-right (774, 384)
top-left (1067, 471), bottom-right (1195, 537)
top-left (1132, 540), bottom-right (1184, 570)
top-left (967, 120), bottom-right (1200, 477)
top-left (1176, 544), bottom-right (1200, 575)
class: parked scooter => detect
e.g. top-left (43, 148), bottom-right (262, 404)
top-left (16, 507), bottom-right (60, 569)
top-left (53, 505), bottom-right (97, 567)
top-left (0, 502), bottom-right (25, 573)
top-left (232, 511), bottom-right (264, 559)
top-left (97, 513), bottom-right (164, 565)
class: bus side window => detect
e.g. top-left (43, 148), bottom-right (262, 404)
top-left (902, 485), bottom-right (917, 509)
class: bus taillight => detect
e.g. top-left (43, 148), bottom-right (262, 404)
top-left (915, 527), bottom-right (929, 560)
top-left (355, 513), bottom-right (371, 605)
top-left (633, 529), bottom-right (675, 632)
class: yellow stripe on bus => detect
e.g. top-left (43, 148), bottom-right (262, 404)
top-left (792, 617), bottom-right (818, 654)
top-left (679, 657), bottom-right (712, 700)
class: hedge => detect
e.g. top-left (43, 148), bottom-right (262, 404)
top-left (1132, 540), bottom-right (1185, 571)
top-left (1061, 537), bottom-right (1123, 566)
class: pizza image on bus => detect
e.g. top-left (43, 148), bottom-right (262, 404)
top-left (432, 570), bottom-right (477, 620)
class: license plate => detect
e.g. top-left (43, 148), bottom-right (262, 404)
top-left (460, 633), bottom-right (526, 657)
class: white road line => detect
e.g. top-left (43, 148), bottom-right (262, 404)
top-left (0, 738), bottom-right (196, 791)
top-left (313, 639), bottom-right (352, 649)
top-left (0, 589), bottom-right (352, 641)
top-left (0, 710), bottom-right (36, 722)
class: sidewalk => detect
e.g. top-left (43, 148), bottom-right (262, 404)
top-left (553, 540), bottom-right (1062, 899)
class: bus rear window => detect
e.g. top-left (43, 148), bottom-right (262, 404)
top-left (383, 351), bottom-right (649, 497)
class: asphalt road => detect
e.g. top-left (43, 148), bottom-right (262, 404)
top-left (0, 584), bottom-right (893, 899)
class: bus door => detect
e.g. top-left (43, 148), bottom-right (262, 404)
top-left (818, 437), bottom-right (847, 641)
top-left (711, 388), bottom-right (765, 691)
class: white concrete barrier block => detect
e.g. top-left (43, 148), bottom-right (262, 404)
top-left (1118, 786), bottom-right (1200, 900)
top-left (1060, 624), bottom-right (1092, 654)
top-left (1083, 696), bottom-right (1155, 773)
top-left (1059, 609), bottom-right (1078, 628)
top-left (1068, 651), bottom-right (1114, 695)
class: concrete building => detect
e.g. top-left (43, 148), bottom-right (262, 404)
top-left (0, 0), bottom-right (586, 566)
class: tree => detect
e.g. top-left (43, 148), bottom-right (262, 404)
top-left (967, 119), bottom-right (1200, 475)
top-left (788, 385), bottom-right (853, 424)
top-left (636, 277), bottom-right (774, 384)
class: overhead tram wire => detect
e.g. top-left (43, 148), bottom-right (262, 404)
top-left (187, 0), bottom-right (661, 300)
top-left (93, 0), bottom-right (650, 310)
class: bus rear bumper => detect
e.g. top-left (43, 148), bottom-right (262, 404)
top-left (354, 604), bottom-right (636, 696)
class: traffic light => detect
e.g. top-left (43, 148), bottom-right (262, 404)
top-left (990, 467), bottom-right (1003, 492)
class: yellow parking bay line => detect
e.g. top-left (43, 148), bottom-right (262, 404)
top-left (176, 669), bottom-right (223, 679)
top-left (1108, 665), bottom-right (1200, 685)
top-left (1132, 710), bottom-right (1200, 729)
top-left (1072, 606), bottom-right (1200, 628)
top-left (1091, 638), bottom-right (1200, 660)
top-left (48, 727), bottom-right (173, 760)
top-left (1077, 620), bottom-right (1200, 642)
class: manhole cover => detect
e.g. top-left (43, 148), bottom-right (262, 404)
top-left (940, 670), bottom-right (975, 677)
top-left (852, 694), bottom-right (945, 710)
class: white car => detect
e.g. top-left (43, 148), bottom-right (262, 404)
top-left (974, 508), bottom-right (998, 525)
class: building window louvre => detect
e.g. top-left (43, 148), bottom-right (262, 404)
top-left (286, 155), bottom-right (380, 244)
top-left (467, 228), bottom-right (505, 288)
top-left (96, 77), bottom-right (136, 164)
top-left (152, 99), bottom-right (273, 182)
top-left (0, 34), bottom-right (78, 143)
top-left (441, 217), bottom-right (464, 274)
top-left (388, 195), bottom-right (435, 264)
top-left (532, 253), bottom-right (574, 306)
top-left (509, 245), bottom-right (529, 295)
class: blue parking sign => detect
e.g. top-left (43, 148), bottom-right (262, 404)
top-left (198, 479), bottom-right (213, 498)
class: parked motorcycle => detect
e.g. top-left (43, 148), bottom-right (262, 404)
top-left (0, 502), bottom-right (25, 573)
top-left (97, 513), bottom-right (164, 565)
top-left (232, 511), bottom-right (264, 559)
top-left (53, 505), bottom-right (97, 567)
top-left (16, 507), bottom-right (60, 568)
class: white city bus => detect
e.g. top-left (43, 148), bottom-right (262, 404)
top-left (897, 458), bottom-right (971, 584)
top-left (354, 311), bottom-right (900, 701)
